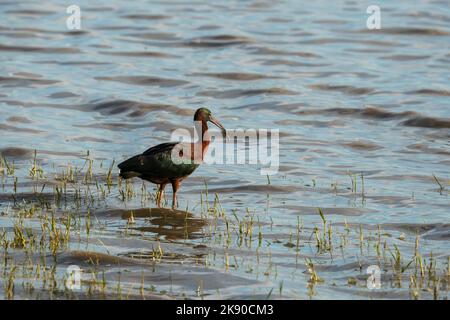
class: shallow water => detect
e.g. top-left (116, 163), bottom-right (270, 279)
top-left (0, 1), bottom-right (449, 299)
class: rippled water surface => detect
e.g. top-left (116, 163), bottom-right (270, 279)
top-left (0, 1), bottom-right (449, 299)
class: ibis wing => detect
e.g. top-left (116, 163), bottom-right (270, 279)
top-left (142, 142), bottom-right (178, 156)
top-left (119, 142), bottom-right (198, 179)
top-left (118, 142), bottom-right (177, 175)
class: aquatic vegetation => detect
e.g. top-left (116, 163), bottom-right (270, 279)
top-left (0, 153), bottom-right (447, 300)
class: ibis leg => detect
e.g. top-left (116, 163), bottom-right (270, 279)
top-left (156, 183), bottom-right (166, 207)
top-left (171, 179), bottom-right (181, 209)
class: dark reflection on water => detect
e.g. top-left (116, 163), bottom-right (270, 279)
top-left (120, 207), bottom-right (207, 240)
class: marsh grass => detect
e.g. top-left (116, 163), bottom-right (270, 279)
top-left (0, 152), bottom-right (447, 299)
top-left (432, 174), bottom-right (447, 194)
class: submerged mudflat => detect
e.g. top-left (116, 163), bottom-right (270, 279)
top-left (0, 0), bottom-right (449, 299)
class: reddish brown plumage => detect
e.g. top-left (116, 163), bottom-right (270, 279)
top-left (118, 108), bottom-right (226, 209)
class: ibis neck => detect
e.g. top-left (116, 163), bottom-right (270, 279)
top-left (194, 120), bottom-right (210, 160)
top-left (201, 121), bottom-right (210, 156)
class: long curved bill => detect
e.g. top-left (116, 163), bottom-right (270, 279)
top-left (209, 116), bottom-right (227, 138)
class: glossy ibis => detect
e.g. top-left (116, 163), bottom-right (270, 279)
top-left (118, 108), bottom-right (226, 209)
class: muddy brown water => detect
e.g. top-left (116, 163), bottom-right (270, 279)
top-left (0, 1), bottom-right (449, 299)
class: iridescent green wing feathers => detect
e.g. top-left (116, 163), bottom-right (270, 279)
top-left (118, 142), bottom-right (199, 180)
